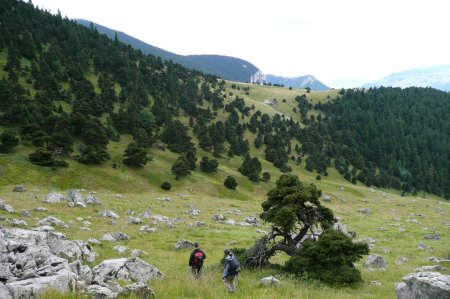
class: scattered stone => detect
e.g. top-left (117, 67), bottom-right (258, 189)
top-left (101, 232), bottom-right (130, 242)
top-left (33, 207), bottom-right (48, 212)
top-left (393, 217), bottom-right (401, 221)
top-left (108, 220), bottom-right (117, 225)
top-left (378, 227), bottom-right (387, 231)
top-left (11, 219), bottom-right (28, 227)
top-left (259, 276), bottom-right (281, 286)
top-left (141, 209), bottom-right (152, 219)
top-left (212, 214), bottom-right (225, 221)
top-left (359, 208), bottom-right (371, 214)
top-left (0, 199), bottom-right (14, 213)
top-left (13, 185), bottom-right (26, 192)
top-left (126, 209), bottom-right (136, 215)
top-left (158, 197), bottom-right (171, 202)
top-left (20, 209), bottom-right (31, 217)
top-left (85, 195), bottom-right (102, 205)
top-left (140, 226), bottom-right (157, 233)
top-left (173, 240), bottom-right (194, 250)
top-left (365, 255), bottom-right (387, 269)
top-left (396, 272), bottom-right (450, 299)
top-left (43, 192), bottom-right (64, 203)
top-left (122, 282), bottom-right (155, 298)
top-left (395, 257), bottom-right (409, 265)
top-left (99, 210), bottom-right (120, 219)
top-left (427, 257), bottom-right (450, 263)
top-left (189, 221), bottom-right (206, 227)
top-left (417, 242), bottom-right (428, 249)
top-left (245, 216), bottom-right (259, 226)
top-left (443, 221), bottom-right (450, 226)
top-left (67, 189), bottom-right (86, 207)
top-left (128, 217), bottom-right (142, 225)
top-left (423, 234), bottom-right (440, 240)
top-left (256, 229), bottom-right (268, 234)
top-left (228, 241), bottom-right (238, 246)
top-left (37, 216), bottom-right (68, 228)
top-left (322, 195), bottom-right (332, 202)
top-left (220, 219), bottom-right (236, 226)
top-left (399, 227), bottom-right (406, 232)
top-left (187, 207), bottom-right (200, 216)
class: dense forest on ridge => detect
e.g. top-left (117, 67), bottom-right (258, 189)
top-left (0, 0), bottom-right (449, 199)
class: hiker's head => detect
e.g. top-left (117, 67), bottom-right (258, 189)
top-left (224, 249), bottom-right (232, 256)
top-left (194, 242), bottom-right (199, 248)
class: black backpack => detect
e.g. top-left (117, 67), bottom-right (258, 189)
top-left (228, 257), bottom-right (241, 275)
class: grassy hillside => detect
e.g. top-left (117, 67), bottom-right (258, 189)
top-left (1, 85), bottom-right (449, 299)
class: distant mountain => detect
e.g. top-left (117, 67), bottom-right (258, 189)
top-left (265, 74), bottom-right (329, 91)
top-left (75, 19), bottom-right (259, 82)
top-left (365, 65), bottom-right (450, 91)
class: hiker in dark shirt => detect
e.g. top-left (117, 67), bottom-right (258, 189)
top-left (189, 242), bottom-right (206, 279)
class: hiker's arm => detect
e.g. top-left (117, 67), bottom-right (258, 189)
top-left (202, 250), bottom-right (206, 259)
top-left (223, 261), bottom-right (230, 278)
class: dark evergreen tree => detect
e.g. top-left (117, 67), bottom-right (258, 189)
top-left (123, 143), bottom-right (149, 167)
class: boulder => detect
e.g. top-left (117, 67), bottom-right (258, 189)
top-left (12, 185), bottom-right (25, 192)
top-left (128, 217), bottom-right (142, 225)
top-left (113, 245), bottom-right (128, 254)
top-left (259, 276), bottom-right (281, 286)
top-left (245, 216), bottom-right (260, 226)
top-left (101, 232), bottom-right (130, 242)
top-left (91, 257), bottom-right (163, 284)
top-left (173, 240), bottom-right (194, 250)
top-left (396, 257), bottom-right (409, 265)
top-left (37, 216), bottom-right (68, 228)
top-left (396, 272), bottom-right (450, 299)
top-left (0, 199), bottom-right (14, 213)
top-left (20, 209), bottom-right (31, 217)
top-left (33, 207), bottom-right (48, 212)
top-left (11, 219), bottom-right (27, 227)
top-left (122, 282), bottom-right (155, 298)
top-left (6, 269), bottom-right (78, 298)
top-left (43, 192), bottom-right (64, 203)
top-left (0, 283), bottom-right (12, 299)
top-left (365, 255), bottom-right (387, 269)
top-left (358, 208), bottom-right (371, 214)
top-left (99, 210), bottom-right (120, 219)
top-left (140, 226), bottom-right (157, 233)
top-left (189, 221), bottom-right (207, 227)
top-left (67, 190), bottom-right (86, 208)
top-left (85, 195), bottom-right (102, 205)
top-left (424, 234), bottom-right (441, 240)
top-left (85, 284), bottom-right (117, 299)
top-left (212, 214), bottom-right (225, 221)
top-left (187, 207), bottom-right (200, 216)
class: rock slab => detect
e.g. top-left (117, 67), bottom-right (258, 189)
top-left (396, 272), bottom-right (450, 299)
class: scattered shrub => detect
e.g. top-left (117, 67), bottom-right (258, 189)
top-left (161, 181), bottom-right (172, 190)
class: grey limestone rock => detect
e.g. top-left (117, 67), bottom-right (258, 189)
top-left (173, 240), bottom-right (194, 250)
top-left (37, 216), bottom-right (68, 228)
top-left (101, 232), bottom-right (130, 242)
top-left (67, 190), bottom-right (86, 208)
top-left (12, 185), bottom-right (25, 192)
top-left (0, 199), bottom-right (14, 213)
top-left (85, 195), bottom-right (102, 205)
top-left (99, 210), bottom-right (120, 219)
top-left (259, 276), bottom-right (281, 286)
top-left (365, 254), bottom-right (387, 269)
top-left (43, 192), bottom-right (64, 203)
top-left (396, 272), bottom-right (450, 299)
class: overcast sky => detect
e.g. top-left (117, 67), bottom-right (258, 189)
top-left (34, 0), bottom-right (450, 88)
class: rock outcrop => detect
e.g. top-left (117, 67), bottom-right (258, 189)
top-left (396, 272), bottom-right (450, 299)
top-left (0, 227), bottom-right (160, 298)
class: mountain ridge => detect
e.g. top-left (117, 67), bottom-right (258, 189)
top-left (365, 65), bottom-right (450, 91)
top-left (265, 74), bottom-right (329, 90)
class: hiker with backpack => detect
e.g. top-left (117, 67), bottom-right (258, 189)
top-left (189, 242), bottom-right (206, 279)
top-left (222, 249), bottom-right (241, 293)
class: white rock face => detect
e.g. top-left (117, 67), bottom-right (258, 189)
top-left (396, 272), bottom-right (450, 299)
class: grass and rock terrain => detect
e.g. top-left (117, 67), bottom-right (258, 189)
top-left (1, 83), bottom-right (449, 297)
